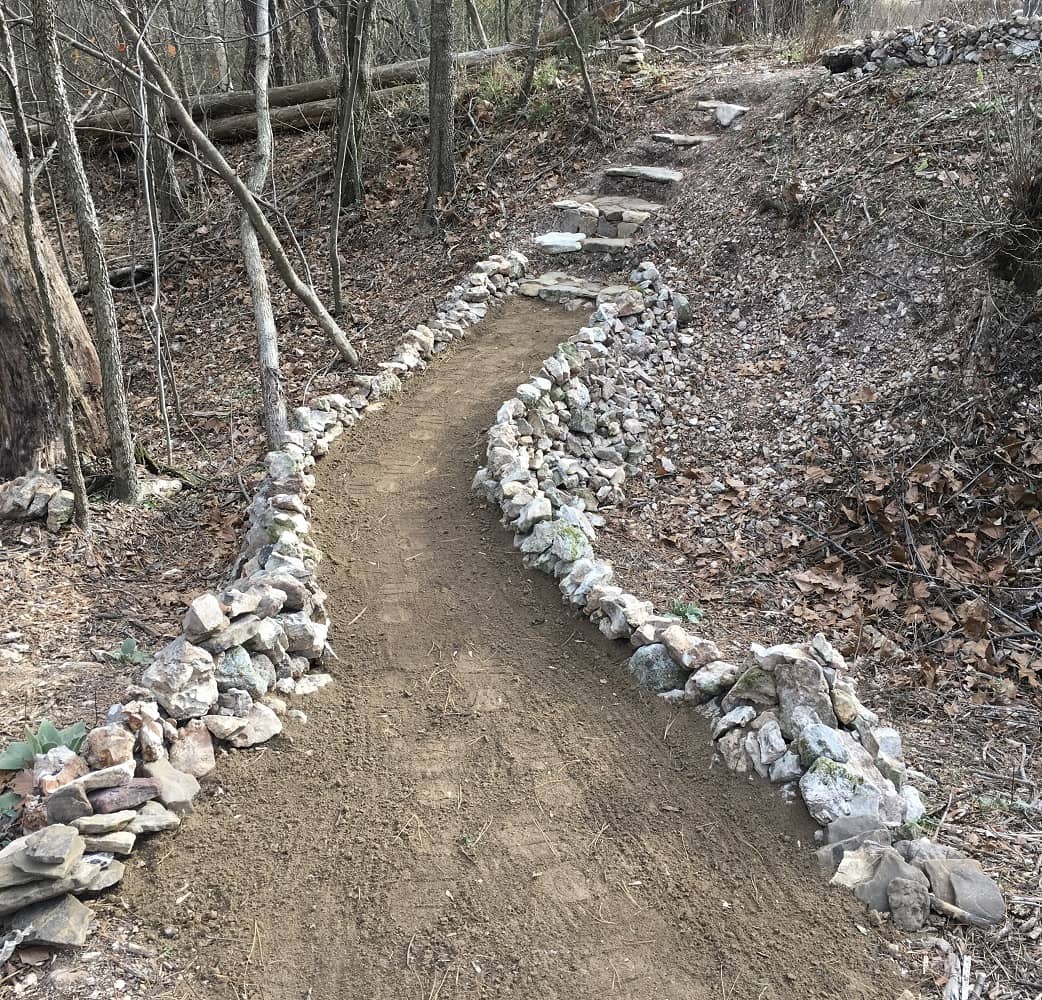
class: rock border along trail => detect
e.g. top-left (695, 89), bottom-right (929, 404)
top-left (130, 299), bottom-right (902, 1000)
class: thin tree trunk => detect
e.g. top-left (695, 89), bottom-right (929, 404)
top-left (306, 2), bottom-right (332, 75)
top-left (204, 0), bottom-right (232, 89)
top-left (243, 0), bottom-right (288, 446)
top-left (403, 0), bottom-right (427, 53)
top-left (549, 0), bottom-right (597, 127)
top-left (465, 0), bottom-right (490, 47)
top-left (329, 0), bottom-right (373, 316)
top-left (269, 0), bottom-right (288, 85)
top-left (519, 0), bottom-right (545, 100)
top-left (112, 1), bottom-right (360, 366)
top-left (242, 0), bottom-right (257, 89)
top-left (424, 0), bottom-right (455, 223)
top-left (31, 0), bottom-right (139, 501)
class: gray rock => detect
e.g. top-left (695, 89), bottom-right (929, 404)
top-left (853, 847), bottom-right (928, 914)
top-left (0, 861), bottom-right (96, 917)
top-left (924, 859), bottom-right (1006, 925)
top-left (23, 824), bottom-right (81, 867)
top-left (720, 666), bottom-right (777, 712)
top-left (8, 894), bottom-right (94, 948)
top-left (628, 644), bottom-right (688, 693)
top-left (774, 656), bottom-right (838, 737)
top-left (756, 720), bottom-right (788, 765)
top-left (769, 750), bottom-right (803, 784)
top-left (712, 705), bottom-right (756, 739)
top-left (685, 660), bottom-right (741, 700)
top-left (605, 165), bottom-right (683, 183)
top-left (827, 815), bottom-right (890, 844)
top-left (226, 704), bottom-right (283, 748)
top-left (799, 758), bottom-right (882, 826)
top-left (815, 828), bottom-right (891, 875)
top-left (888, 877), bottom-right (930, 930)
top-left (79, 856), bottom-right (126, 895)
top-left (126, 801), bottom-right (181, 836)
top-left (796, 724), bottom-right (849, 767)
top-left (183, 593), bottom-right (229, 642)
top-left (45, 784), bottom-right (92, 825)
top-left (81, 831), bottom-right (135, 857)
top-left (71, 811), bottom-right (137, 836)
top-left (142, 759), bottom-right (201, 816)
top-left (276, 611), bottom-right (328, 659)
top-left (141, 637), bottom-right (219, 720)
top-left (215, 646), bottom-right (272, 699)
top-left (894, 837), bottom-right (963, 866)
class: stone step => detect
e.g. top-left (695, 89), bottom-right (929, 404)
top-left (652, 132), bottom-right (718, 147)
top-left (533, 232), bottom-right (585, 254)
top-left (551, 194), bottom-right (662, 239)
top-left (582, 236), bottom-right (634, 254)
top-left (518, 272), bottom-right (603, 302)
top-left (605, 164), bottom-right (683, 184)
top-left (554, 194), bottom-right (664, 217)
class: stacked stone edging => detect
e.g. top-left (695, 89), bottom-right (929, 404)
top-left (822, 14), bottom-right (1042, 79)
top-left (0, 250), bottom-right (528, 951)
top-left (473, 260), bottom-right (1007, 932)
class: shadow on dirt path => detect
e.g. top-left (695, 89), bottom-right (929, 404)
top-left (128, 299), bottom-right (906, 1000)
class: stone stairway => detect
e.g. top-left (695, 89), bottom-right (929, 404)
top-left (532, 97), bottom-right (750, 256)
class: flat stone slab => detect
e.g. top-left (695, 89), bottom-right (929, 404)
top-left (652, 132), bottom-right (718, 146)
top-left (518, 272), bottom-right (603, 302)
top-left (583, 237), bottom-right (634, 253)
top-left (695, 100), bottom-right (751, 127)
top-left (533, 232), bottom-right (585, 254)
top-left (605, 165), bottom-right (683, 184)
top-left (563, 194), bottom-right (664, 218)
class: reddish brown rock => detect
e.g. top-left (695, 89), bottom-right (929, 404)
top-left (87, 779), bottom-right (160, 814)
top-left (82, 725), bottom-right (135, 771)
top-left (168, 720), bottom-right (216, 778)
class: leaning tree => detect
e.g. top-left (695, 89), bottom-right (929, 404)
top-left (0, 124), bottom-right (105, 483)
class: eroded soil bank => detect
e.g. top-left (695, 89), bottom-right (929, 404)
top-left (123, 300), bottom-right (905, 999)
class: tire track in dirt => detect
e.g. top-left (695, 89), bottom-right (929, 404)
top-left (125, 299), bottom-right (906, 999)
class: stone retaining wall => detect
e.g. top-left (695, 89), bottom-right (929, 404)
top-left (822, 14), bottom-right (1042, 79)
top-left (474, 260), bottom-right (1006, 932)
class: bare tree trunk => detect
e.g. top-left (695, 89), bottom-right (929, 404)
top-left (519, 0), bottom-right (545, 100)
top-left (269, 0), bottom-right (288, 85)
top-left (403, 0), bottom-right (427, 53)
top-left (306, 2), bottom-right (332, 75)
top-left (128, 0), bottom-right (188, 223)
top-left (112, 1), bottom-right (360, 366)
top-left (550, 0), bottom-right (597, 128)
top-left (329, 0), bottom-right (373, 316)
top-left (424, 0), bottom-right (455, 224)
top-left (31, 0), bottom-right (139, 501)
top-left (204, 0), bottom-right (232, 89)
top-left (465, 0), bottom-right (490, 47)
top-left (0, 14), bottom-right (90, 522)
top-left (242, 0), bottom-right (258, 89)
top-left (242, 0), bottom-right (288, 447)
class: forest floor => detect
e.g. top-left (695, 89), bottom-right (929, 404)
top-left (1, 41), bottom-right (1040, 1000)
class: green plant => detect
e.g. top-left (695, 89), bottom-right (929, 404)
top-left (532, 56), bottom-right (559, 92)
top-left (0, 719), bottom-right (88, 773)
top-left (95, 636), bottom-right (151, 667)
top-left (475, 62), bottom-right (520, 104)
top-left (670, 599), bottom-right (704, 624)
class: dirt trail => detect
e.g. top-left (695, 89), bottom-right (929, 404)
top-left (127, 300), bottom-right (905, 1000)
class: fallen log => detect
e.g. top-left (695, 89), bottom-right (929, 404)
top-left (72, 44), bottom-right (524, 142)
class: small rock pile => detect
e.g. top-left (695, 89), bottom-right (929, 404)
top-left (0, 473), bottom-right (75, 532)
top-left (476, 260), bottom-right (1006, 933)
top-left (617, 28), bottom-right (645, 75)
top-left (0, 251), bottom-right (528, 955)
top-left (821, 13), bottom-right (1042, 78)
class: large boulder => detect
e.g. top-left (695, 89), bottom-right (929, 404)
top-left (799, 758), bottom-right (882, 826)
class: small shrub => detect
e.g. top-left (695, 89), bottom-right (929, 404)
top-left (670, 598), bottom-right (705, 624)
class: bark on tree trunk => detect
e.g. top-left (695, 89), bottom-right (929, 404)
top-left (203, 0), bottom-right (232, 89)
top-left (424, 0), bottom-right (455, 222)
top-left (519, 0), bottom-right (546, 99)
top-left (0, 125), bottom-right (104, 483)
top-left (242, 0), bottom-right (288, 447)
top-left (31, 0), bottom-right (140, 501)
top-left (465, 0), bottom-right (490, 47)
top-left (306, 2), bottom-right (332, 75)
top-left (0, 11), bottom-right (91, 523)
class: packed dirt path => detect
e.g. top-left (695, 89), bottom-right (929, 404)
top-left (127, 300), bottom-right (907, 1000)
